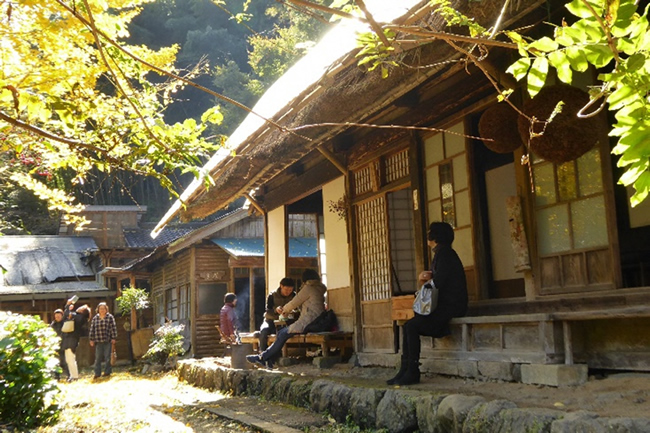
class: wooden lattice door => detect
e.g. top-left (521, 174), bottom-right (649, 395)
top-left (356, 196), bottom-right (394, 352)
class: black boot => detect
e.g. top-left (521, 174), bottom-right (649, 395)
top-left (386, 357), bottom-right (408, 385)
top-left (394, 361), bottom-right (421, 385)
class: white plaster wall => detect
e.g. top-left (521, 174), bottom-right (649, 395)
top-left (323, 176), bottom-right (351, 289)
top-left (267, 206), bottom-right (286, 289)
top-left (486, 163), bottom-right (520, 281)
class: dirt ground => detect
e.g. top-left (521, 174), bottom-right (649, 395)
top-left (34, 366), bottom-right (332, 433)
top-left (30, 360), bottom-right (650, 432)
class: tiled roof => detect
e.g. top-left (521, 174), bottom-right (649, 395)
top-left (0, 281), bottom-right (108, 296)
top-left (123, 227), bottom-right (195, 248)
top-left (0, 236), bottom-right (99, 286)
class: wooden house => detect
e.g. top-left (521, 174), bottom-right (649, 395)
top-left (122, 207), bottom-right (318, 358)
top-left (152, 1), bottom-right (650, 384)
top-left (0, 235), bottom-right (113, 366)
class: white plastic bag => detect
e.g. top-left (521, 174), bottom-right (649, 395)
top-left (412, 280), bottom-right (438, 316)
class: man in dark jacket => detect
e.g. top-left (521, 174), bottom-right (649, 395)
top-left (50, 309), bottom-right (67, 380)
top-left (258, 278), bottom-right (296, 351)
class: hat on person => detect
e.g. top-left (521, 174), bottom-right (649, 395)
top-left (54, 309), bottom-right (64, 315)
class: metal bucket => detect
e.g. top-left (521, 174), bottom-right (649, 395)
top-left (230, 343), bottom-right (253, 369)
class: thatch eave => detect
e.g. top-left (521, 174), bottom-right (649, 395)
top-left (172, 0), bottom-right (547, 222)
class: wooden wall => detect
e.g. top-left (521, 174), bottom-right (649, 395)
top-left (328, 286), bottom-right (353, 332)
top-left (194, 244), bottom-right (231, 358)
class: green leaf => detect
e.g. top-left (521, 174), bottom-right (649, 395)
top-left (608, 85), bottom-right (638, 110)
top-left (619, 160), bottom-right (648, 185)
top-left (548, 51), bottom-right (573, 83)
top-left (505, 31), bottom-right (524, 44)
top-left (616, 37), bottom-right (638, 54)
top-left (626, 53), bottom-right (647, 72)
top-left (506, 57), bottom-right (531, 81)
top-left (527, 57), bottom-right (548, 97)
top-left (529, 37), bottom-right (559, 52)
top-left (583, 44), bottom-right (615, 67)
top-left (618, 126), bottom-right (650, 149)
top-left (630, 172), bottom-right (650, 206)
top-left (200, 106), bottom-right (223, 125)
top-left (573, 18), bottom-right (607, 42)
top-left (565, 46), bottom-right (590, 71)
top-left (566, 0), bottom-right (603, 18)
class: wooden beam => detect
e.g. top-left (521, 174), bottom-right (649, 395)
top-left (317, 147), bottom-right (347, 175)
top-left (243, 192), bottom-right (265, 215)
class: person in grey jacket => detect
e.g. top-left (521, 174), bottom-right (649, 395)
top-left (247, 269), bottom-right (326, 368)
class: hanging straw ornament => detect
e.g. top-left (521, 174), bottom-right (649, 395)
top-left (478, 103), bottom-right (524, 153)
top-left (517, 85), bottom-right (606, 163)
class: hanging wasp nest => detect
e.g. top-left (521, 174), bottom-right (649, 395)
top-left (517, 85), bottom-right (606, 163)
top-left (478, 103), bottom-right (524, 153)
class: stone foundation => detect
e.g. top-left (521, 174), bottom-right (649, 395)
top-left (177, 359), bottom-right (650, 433)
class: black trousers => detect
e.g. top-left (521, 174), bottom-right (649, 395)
top-left (401, 312), bottom-right (452, 361)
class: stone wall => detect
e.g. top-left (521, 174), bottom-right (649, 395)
top-left (177, 359), bottom-right (650, 433)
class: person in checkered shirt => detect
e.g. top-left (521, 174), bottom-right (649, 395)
top-left (89, 302), bottom-right (118, 379)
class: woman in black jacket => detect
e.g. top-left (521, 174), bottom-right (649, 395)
top-left (50, 308), bottom-right (67, 380)
top-left (387, 222), bottom-right (468, 385)
top-left (61, 301), bottom-right (91, 382)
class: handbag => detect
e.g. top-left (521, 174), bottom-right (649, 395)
top-left (413, 279), bottom-right (438, 316)
top-left (61, 320), bottom-right (75, 333)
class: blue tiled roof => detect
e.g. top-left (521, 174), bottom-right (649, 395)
top-left (211, 238), bottom-right (264, 257)
top-left (289, 238), bottom-right (318, 258)
top-left (210, 238), bottom-right (317, 258)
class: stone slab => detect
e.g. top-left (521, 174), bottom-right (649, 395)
top-left (521, 364), bottom-right (588, 387)
top-left (313, 356), bottom-right (342, 369)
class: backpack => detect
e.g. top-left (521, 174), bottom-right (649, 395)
top-left (303, 309), bottom-right (338, 334)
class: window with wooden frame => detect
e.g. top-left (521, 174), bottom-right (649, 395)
top-left (422, 121), bottom-right (477, 299)
top-left (154, 292), bottom-right (164, 325)
top-left (165, 287), bottom-right (178, 321)
top-left (179, 284), bottom-right (190, 320)
top-left (532, 147), bottom-right (611, 292)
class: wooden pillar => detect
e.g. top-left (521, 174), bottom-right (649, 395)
top-left (130, 273), bottom-right (137, 330)
top-left (249, 267), bottom-right (255, 332)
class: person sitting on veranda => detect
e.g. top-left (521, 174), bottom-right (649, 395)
top-left (386, 221), bottom-right (468, 386)
top-left (258, 278), bottom-right (296, 352)
top-left (246, 269), bottom-right (326, 369)
top-left (219, 293), bottom-right (239, 344)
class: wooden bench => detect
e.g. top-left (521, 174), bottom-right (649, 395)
top-left (391, 295), bottom-right (650, 367)
top-left (240, 332), bottom-right (354, 358)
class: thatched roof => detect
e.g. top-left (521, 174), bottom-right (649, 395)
top-left (153, 0), bottom-right (544, 233)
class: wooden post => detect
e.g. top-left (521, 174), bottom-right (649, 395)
top-left (131, 307), bottom-right (137, 331)
top-left (130, 274), bottom-right (137, 330)
top-left (563, 321), bottom-right (574, 365)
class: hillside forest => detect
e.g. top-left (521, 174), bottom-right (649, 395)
top-left (0, 0), bottom-right (327, 234)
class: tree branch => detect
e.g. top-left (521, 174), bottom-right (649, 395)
top-left (0, 110), bottom-right (123, 166)
top-left (284, 0), bottom-right (363, 22)
top-left (52, 0), bottom-right (312, 143)
top-left (80, 0), bottom-right (172, 154)
top-left (356, 0), bottom-right (391, 47)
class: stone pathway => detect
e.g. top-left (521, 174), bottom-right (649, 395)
top-left (178, 358), bottom-right (650, 433)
